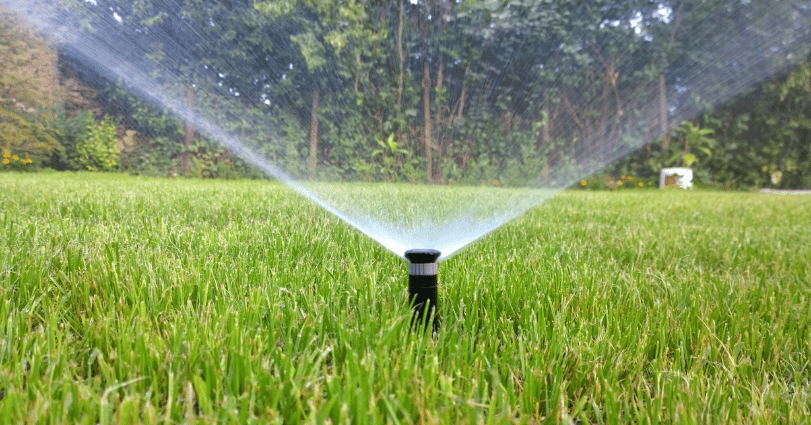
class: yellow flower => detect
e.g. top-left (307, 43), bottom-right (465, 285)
top-left (626, 175), bottom-right (633, 181)
top-left (493, 179), bottom-right (499, 186)
top-left (2, 158), bottom-right (8, 164)
top-left (621, 175), bottom-right (626, 179)
top-left (638, 182), bottom-right (644, 187)
top-left (2, 151), bottom-right (9, 158)
top-left (618, 180), bottom-right (624, 186)
top-left (12, 155), bottom-right (19, 161)
top-left (580, 180), bottom-right (587, 186)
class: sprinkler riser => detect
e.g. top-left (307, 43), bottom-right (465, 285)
top-left (408, 272), bottom-right (438, 329)
top-left (405, 249), bottom-right (441, 332)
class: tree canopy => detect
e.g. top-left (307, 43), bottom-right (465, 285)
top-left (0, 5), bottom-right (61, 163)
top-left (2, 0), bottom-right (810, 187)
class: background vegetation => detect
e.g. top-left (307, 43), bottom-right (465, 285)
top-left (1, 1), bottom-right (810, 188)
top-left (1, 173), bottom-right (809, 423)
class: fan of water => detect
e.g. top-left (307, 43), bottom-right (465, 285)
top-left (5, 0), bottom-right (809, 259)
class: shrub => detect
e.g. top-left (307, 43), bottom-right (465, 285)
top-left (578, 174), bottom-right (655, 190)
top-left (2, 150), bottom-right (34, 170)
top-left (73, 115), bottom-right (120, 171)
top-left (50, 110), bottom-right (94, 170)
top-left (119, 135), bottom-right (181, 176)
top-left (52, 112), bottom-right (120, 171)
top-left (0, 104), bottom-right (61, 169)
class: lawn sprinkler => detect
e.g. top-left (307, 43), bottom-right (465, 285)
top-left (404, 249), bottom-right (441, 332)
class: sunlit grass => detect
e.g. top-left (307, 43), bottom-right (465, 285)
top-left (1, 172), bottom-right (809, 424)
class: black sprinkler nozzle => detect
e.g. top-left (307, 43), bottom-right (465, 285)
top-left (404, 249), bottom-right (441, 332)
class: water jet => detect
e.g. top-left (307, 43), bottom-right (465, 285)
top-left (404, 249), bottom-right (441, 332)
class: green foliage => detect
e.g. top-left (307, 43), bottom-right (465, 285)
top-left (119, 135), bottom-right (181, 176)
top-left (371, 133), bottom-right (414, 182)
top-left (577, 174), bottom-right (656, 190)
top-left (73, 115), bottom-right (119, 171)
top-left (290, 31), bottom-right (327, 71)
top-left (0, 6), bottom-right (61, 170)
top-left (0, 6), bottom-right (61, 112)
top-left (50, 110), bottom-right (94, 171)
top-left (612, 57), bottom-right (811, 190)
top-left (48, 111), bottom-right (120, 171)
top-left (759, 61), bottom-right (811, 188)
top-left (105, 85), bottom-right (184, 140)
top-left (692, 60), bottom-right (811, 189)
top-left (12, 0), bottom-right (808, 187)
top-left (1, 150), bottom-right (34, 170)
top-left (671, 121), bottom-right (715, 168)
top-left (51, 112), bottom-right (120, 172)
top-left (0, 104), bottom-right (61, 168)
top-left (103, 84), bottom-right (185, 175)
top-left (187, 138), bottom-right (263, 180)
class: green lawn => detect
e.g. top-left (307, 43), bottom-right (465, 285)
top-left (1, 172), bottom-right (809, 424)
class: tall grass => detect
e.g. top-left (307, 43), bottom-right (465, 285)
top-left (1, 172), bottom-right (809, 424)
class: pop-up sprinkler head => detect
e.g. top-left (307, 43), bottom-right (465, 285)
top-left (404, 249), bottom-right (441, 332)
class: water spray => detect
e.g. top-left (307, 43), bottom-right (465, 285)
top-left (404, 249), bottom-right (441, 332)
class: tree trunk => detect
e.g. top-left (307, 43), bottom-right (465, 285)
top-left (659, 73), bottom-right (669, 148)
top-left (541, 107), bottom-right (550, 150)
top-left (560, 90), bottom-right (584, 137)
top-left (503, 110), bottom-right (513, 136)
top-left (455, 86), bottom-right (467, 124)
top-left (599, 70), bottom-right (612, 150)
top-left (450, 63), bottom-right (470, 125)
top-left (422, 61), bottom-right (433, 182)
top-left (397, 0), bottom-right (404, 109)
top-left (182, 84), bottom-right (195, 176)
top-left (353, 54), bottom-right (361, 96)
top-left (606, 59), bottom-right (622, 118)
top-left (435, 60), bottom-right (444, 123)
top-left (542, 157), bottom-right (550, 185)
top-left (434, 60), bottom-right (446, 158)
top-left (309, 86), bottom-right (320, 178)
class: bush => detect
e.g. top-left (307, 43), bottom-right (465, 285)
top-left (74, 115), bottom-right (119, 171)
top-left (577, 174), bottom-right (656, 190)
top-left (2, 150), bottom-right (34, 170)
top-left (51, 112), bottom-right (120, 171)
top-left (50, 110), bottom-right (93, 170)
top-left (119, 135), bottom-right (181, 176)
top-left (0, 103), bottom-right (61, 169)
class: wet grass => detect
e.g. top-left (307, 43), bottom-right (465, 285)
top-left (1, 172), bottom-right (809, 424)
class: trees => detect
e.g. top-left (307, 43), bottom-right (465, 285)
top-left (4, 0), bottom-right (808, 186)
top-left (255, 0), bottom-right (388, 177)
top-left (701, 59), bottom-right (811, 189)
top-left (0, 5), bottom-right (61, 165)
